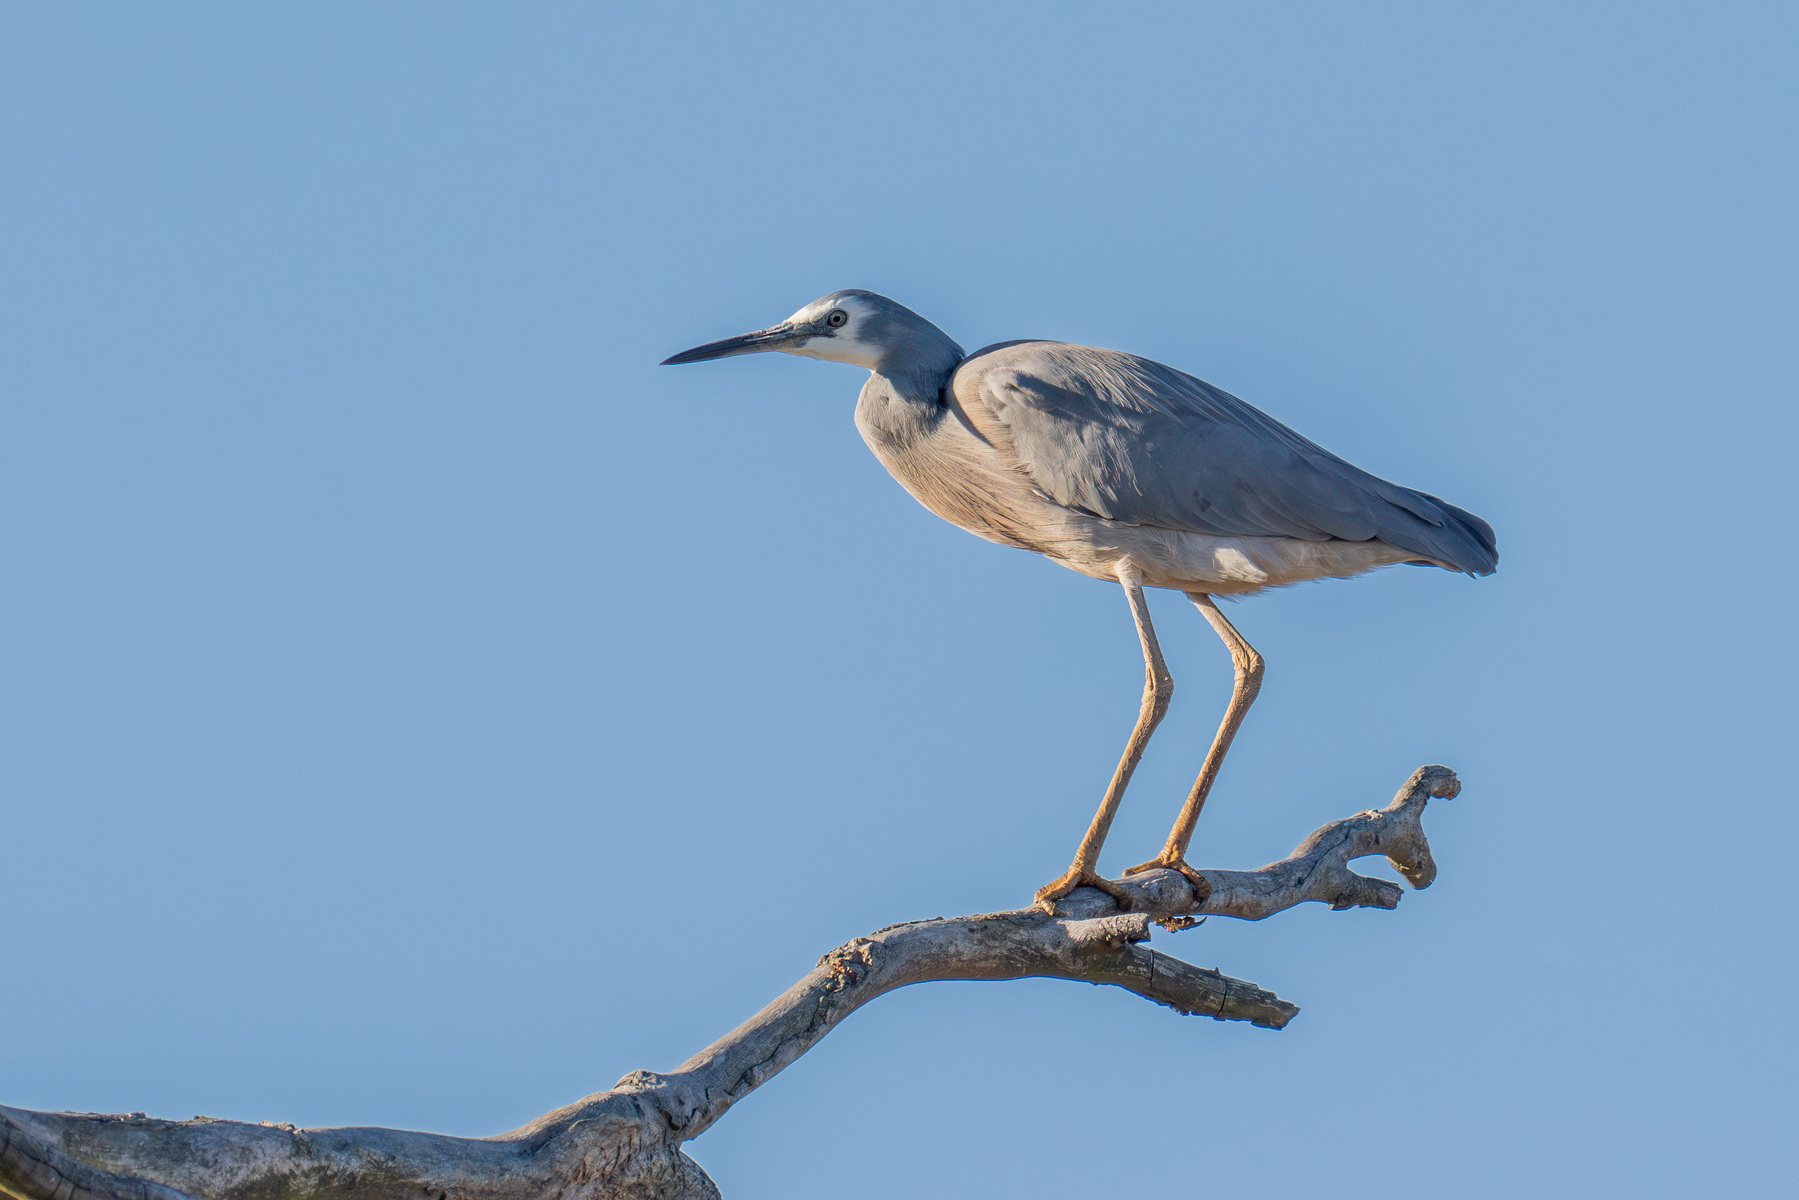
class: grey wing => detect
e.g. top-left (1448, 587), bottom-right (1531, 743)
top-left (954, 341), bottom-right (1498, 574)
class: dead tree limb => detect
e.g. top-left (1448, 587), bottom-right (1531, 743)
top-left (0, 765), bottom-right (1462, 1200)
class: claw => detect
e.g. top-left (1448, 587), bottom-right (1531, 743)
top-left (1122, 856), bottom-right (1214, 906)
top-left (1034, 868), bottom-right (1134, 912)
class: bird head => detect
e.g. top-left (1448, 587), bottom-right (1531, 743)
top-left (661, 290), bottom-right (962, 376)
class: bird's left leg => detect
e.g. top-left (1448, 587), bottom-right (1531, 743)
top-left (1035, 566), bottom-right (1172, 911)
top-left (1124, 592), bottom-right (1264, 895)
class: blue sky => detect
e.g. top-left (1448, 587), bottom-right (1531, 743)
top-left (2, 3), bottom-right (1793, 1197)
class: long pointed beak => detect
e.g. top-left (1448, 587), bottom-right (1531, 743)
top-left (660, 321), bottom-right (811, 365)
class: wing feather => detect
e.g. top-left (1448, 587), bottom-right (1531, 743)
top-left (951, 341), bottom-right (1497, 574)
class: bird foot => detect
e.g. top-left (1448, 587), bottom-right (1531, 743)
top-left (1033, 867), bottom-right (1134, 913)
top-left (1121, 855), bottom-right (1214, 907)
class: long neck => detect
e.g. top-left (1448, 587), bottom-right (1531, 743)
top-left (849, 306), bottom-right (964, 449)
top-left (855, 371), bottom-right (945, 450)
top-left (858, 315), bottom-right (963, 435)
top-left (856, 346), bottom-right (961, 452)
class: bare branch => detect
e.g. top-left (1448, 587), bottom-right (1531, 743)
top-left (0, 766), bottom-right (1460, 1200)
top-left (648, 908), bottom-right (1296, 1145)
top-left (1048, 763), bottom-right (1463, 924)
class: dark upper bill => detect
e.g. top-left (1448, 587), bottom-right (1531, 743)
top-left (660, 322), bottom-right (811, 365)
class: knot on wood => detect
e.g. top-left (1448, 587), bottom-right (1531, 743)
top-left (614, 1069), bottom-right (669, 1092)
top-left (817, 939), bottom-right (877, 993)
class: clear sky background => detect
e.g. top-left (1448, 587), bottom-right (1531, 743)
top-left (3, 3), bottom-right (1794, 1197)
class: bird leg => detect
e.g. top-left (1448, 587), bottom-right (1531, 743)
top-left (1125, 592), bottom-right (1264, 895)
top-left (1035, 567), bottom-right (1172, 911)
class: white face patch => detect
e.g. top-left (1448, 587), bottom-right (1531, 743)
top-left (779, 296), bottom-right (884, 369)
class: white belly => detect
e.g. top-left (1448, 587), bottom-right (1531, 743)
top-left (1036, 520), bottom-right (1422, 595)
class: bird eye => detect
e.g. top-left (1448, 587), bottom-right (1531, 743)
top-left (825, 310), bottom-right (848, 328)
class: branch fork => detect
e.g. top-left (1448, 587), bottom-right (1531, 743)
top-left (1, 766), bottom-right (1462, 1200)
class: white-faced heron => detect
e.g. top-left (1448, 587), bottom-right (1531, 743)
top-left (663, 291), bottom-right (1497, 908)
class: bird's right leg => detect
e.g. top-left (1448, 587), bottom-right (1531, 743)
top-left (1034, 566), bottom-right (1172, 911)
top-left (1124, 592), bottom-right (1263, 895)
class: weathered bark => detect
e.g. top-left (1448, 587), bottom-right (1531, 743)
top-left (1, 766), bottom-right (1461, 1200)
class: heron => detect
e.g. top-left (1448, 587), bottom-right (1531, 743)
top-left (662, 290), bottom-right (1496, 909)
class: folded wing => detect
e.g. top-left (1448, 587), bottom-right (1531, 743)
top-left (951, 340), bottom-right (1497, 574)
